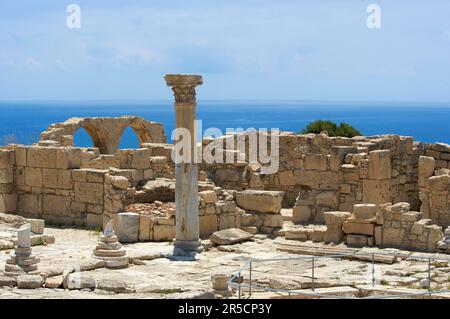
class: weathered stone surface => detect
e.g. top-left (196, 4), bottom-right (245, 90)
top-left (353, 204), bottom-right (377, 219)
top-left (17, 275), bottom-right (43, 289)
top-left (324, 211), bottom-right (351, 244)
top-left (343, 221), bottom-right (375, 236)
top-left (114, 212), bottom-right (139, 243)
top-left (27, 218), bottom-right (45, 234)
top-left (235, 190), bottom-right (283, 214)
top-left (0, 275), bottom-right (17, 287)
top-left (97, 279), bottom-right (128, 293)
top-left (45, 276), bottom-right (63, 288)
top-left (368, 150), bottom-right (391, 180)
top-left (199, 190), bottom-right (218, 204)
top-left (66, 273), bottom-right (96, 290)
top-left (153, 224), bottom-right (175, 241)
top-left (209, 228), bottom-right (253, 245)
top-left (346, 234), bottom-right (369, 248)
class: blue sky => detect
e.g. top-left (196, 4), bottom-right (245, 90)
top-left (1, 0), bottom-right (450, 102)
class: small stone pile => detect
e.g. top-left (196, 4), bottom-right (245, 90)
top-left (3, 224), bottom-right (40, 276)
top-left (343, 204), bottom-right (378, 248)
top-left (437, 227), bottom-right (450, 253)
top-left (92, 221), bottom-right (129, 269)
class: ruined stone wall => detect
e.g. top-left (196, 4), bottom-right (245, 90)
top-left (203, 133), bottom-right (422, 224)
top-left (0, 143), bottom-right (174, 228)
top-left (419, 143), bottom-right (450, 228)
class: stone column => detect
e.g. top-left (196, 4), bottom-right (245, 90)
top-left (164, 74), bottom-right (203, 257)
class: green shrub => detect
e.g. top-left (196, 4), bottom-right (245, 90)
top-left (302, 120), bottom-right (361, 138)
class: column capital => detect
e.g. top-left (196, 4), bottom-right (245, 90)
top-left (164, 74), bottom-right (203, 104)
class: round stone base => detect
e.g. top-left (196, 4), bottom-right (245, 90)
top-left (173, 239), bottom-right (203, 256)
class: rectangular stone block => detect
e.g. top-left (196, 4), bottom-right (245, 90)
top-left (368, 150), bottom-right (391, 180)
top-left (15, 146), bottom-right (28, 166)
top-left (86, 169), bottom-right (107, 183)
top-left (362, 179), bottom-right (391, 204)
top-left (42, 169), bottom-right (72, 190)
top-left (139, 214), bottom-right (154, 241)
top-left (346, 234), bottom-right (369, 248)
top-left (42, 194), bottom-right (71, 217)
top-left (27, 147), bottom-right (57, 168)
top-left (153, 224), bottom-right (175, 241)
top-left (0, 193), bottom-right (17, 213)
top-left (74, 182), bottom-right (104, 204)
top-left (72, 169), bottom-right (87, 182)
top-left (343, 221), bottom-right (375, 236)
top-left (304, 154), bottom-right (327, 171)
top-left (56, 148), bottom-right (81, 169)
top-left (0, 167), bottom-right (13, 184)
top-left (200, 214), bottom-right (218, 238)
top-left (86, 214), bottom-right (102, 229)
top-left (18, 194), bottom-right (42, 218)
top-left (25, 167), bottom-right (42, 187)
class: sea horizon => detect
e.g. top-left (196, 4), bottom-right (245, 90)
top-left (1, 100), bottom-right (450, 147)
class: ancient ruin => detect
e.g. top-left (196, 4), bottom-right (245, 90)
top-left (1, 74), bottom-right (450, 298)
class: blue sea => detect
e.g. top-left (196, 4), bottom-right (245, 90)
top-left (0, 100), bottom-right (449, 148)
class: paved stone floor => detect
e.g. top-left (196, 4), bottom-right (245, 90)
top-left (1, 227), bottom-right (450, 299)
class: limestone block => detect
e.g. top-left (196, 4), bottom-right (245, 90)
top-left (18, 194), bottom-right (42, 218)
top-left (153, 224), bottom-right (176, 241)
top-left (74, 182), bottom-right (104, 204)
top-left (292, 205), bottom-right (312, 224)
top-left (210, 228), bottom-right (253, 245)
top-left (316, 191), bottom-right (339, 209)
top-left (240, 226), bottom-right (258, 235)
top-left (353, 203), bottom-right (377, 219)
top-left (199, 190), bottom-right (218, 204)
top-left (418, 156), bottom-right (435, 186)
top-left (374, 226), bottom-right (383, 246)
top-left (114, 212), bottom-right (140, 243)
top-left (427, 175), bottom-right (450, 192)
top-left (278, 170), bottom-right (297, 186)
top-left (71, 169), bottom-right (87, 182)
top-left (304, 154), bottom-right (327, 171)
top-left (0, 193), bottom-right (17, 213)
top-left (27, 219), bottom-right (45, 234)
top-left (382, 228), bottom-right (405, 247)
top-left (131, 149), bottom-right (151, 169)
top-left (215, 168), bottom-right (240, 182)
top-left (323, 211), bottom-right (351, 244)
top-left (235, 190), bottom-right (283, 214)
top-left (346, 234), bottom-right (369, 248)
top-left (17, 275), bottom-right (43, 289)
top-left (368, 150), bottom-right (391, 180)
top-left (200, 214), bottom-right (218, 237)
top-left (0, 167), bottom-right (13, 184)
top-left (56, 147), bottom-right (81, 169)
top-left (110, 175), bottom-right (129, 190)
top-left (312, 226), bottom-right (327, 242)
top-left (42, 169), bottom-right (72, 189)
top-left (27, 147), bottom-right (57, 168)
top-left (66, 273), bottom-right (96, 290)
top-left (262, 214), bottom-right (284, 227)
top-left (330, 146), bottom-right (358, 171)
top-left (86, 169), bottom-right (106, 183)
top-left (138, 214), bottom-right (154, 241)
top-left (25, 167), bottom-right (42, 187)
top-left (86, 214), bottom-right (103, 228)
top-left (42, 195), bottom-right (71, 217)
top-left (390, 202), bottom-right (410, 213)
top-left (426, 225), bottom-right (444, 252)
top-left (285, 228), bottom-right (309, 241)
top-left (362, 179), bottom-right (391, 204)
top-left (343, 221), bottom-right (375, 236)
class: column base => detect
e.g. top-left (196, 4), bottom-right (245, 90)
top-left (173, 239), bottom-right (203, 257)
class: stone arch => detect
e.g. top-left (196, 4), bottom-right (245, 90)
top-left (39, 116), bottom-right (167, 154)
